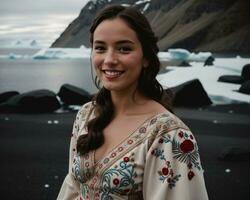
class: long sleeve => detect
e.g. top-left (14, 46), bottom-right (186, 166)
top-left (57, 102), bottom-right (93, 200)
top-left (143, 126), bottom-right (209, 200)
top-left (57, 119), bottom-right (80, 200)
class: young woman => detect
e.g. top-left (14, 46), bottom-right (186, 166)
top-left (57, 5), bottom-right (208, 200)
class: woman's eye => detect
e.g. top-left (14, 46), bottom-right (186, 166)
top-left (94, 46), bottom-right (105, 52)
top-left (119, 47), bottom-right (132, 53)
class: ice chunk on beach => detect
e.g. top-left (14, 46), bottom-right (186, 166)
top-left (158, 52), bottom-right (172, 61)
top-left (189, 52), bottom-right (212, 62)
top-left (168, 48), bottom-right (190, 61)
top-left (161, 48), bottom-right (212, 62)
top-left (32, 46), bottom-right (91, 59)
top-left (157, 56), bottom-right (250, 104)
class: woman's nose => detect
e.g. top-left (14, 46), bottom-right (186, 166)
top-left (104, 50), bottom-right (118, 65)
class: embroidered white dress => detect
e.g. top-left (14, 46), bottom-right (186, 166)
top-left (57, 102), bottom-right (209, 200)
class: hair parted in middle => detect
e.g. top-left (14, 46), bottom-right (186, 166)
top-left (77, 5), bottom-right (172, 155)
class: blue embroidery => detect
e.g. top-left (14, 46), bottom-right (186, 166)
top-left (100, 157), bottom-right (135, 199)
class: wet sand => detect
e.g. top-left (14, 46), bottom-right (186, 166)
top-left (0, 104), bottom-right (250, 200)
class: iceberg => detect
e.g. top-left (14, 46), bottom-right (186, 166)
top-left (189, 52), bottom-right (212, 62)
top-left (160, 48), bottom-right (212, 63)
top-left (8, 53), bottom-right (23, 59)
top-left (10, 39), bottom-right (41, 48)
top-left (32, 46), bottom-right (91, 59)
top-left (168, 48), bottom-right (191, 60)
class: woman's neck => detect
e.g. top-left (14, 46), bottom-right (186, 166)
top-left (111, 89), bottom-right (148, 117)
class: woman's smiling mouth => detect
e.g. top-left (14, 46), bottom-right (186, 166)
top-left (102, 70), bottom-right (125, 79)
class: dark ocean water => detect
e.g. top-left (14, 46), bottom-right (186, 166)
top-left (0, 57), bottom-right (98, 95)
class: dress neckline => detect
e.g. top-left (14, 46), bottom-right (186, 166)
top-left (92, 111), bottom-right (169, 165)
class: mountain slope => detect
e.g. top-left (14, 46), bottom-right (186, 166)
top-left (51, 0), bottom-right (250, 54)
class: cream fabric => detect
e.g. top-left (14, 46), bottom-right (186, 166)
top-left (57, 102), bottom-right (209, 200)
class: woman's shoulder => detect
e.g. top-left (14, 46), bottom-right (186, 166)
top-left (75, 101), bottom-right (94, 123)
top-left (149, 109), bottom-right (190, 137)
top-left (73, 101), bottom-right (95, 137)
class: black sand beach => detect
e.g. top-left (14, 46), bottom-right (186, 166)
top-left (0, 104), bottom-right (250, 200)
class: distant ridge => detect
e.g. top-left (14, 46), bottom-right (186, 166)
top-left (51, 0), bottom-right (250, 54)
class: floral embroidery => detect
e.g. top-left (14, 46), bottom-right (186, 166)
top-left (151, 129), bottom-right (202, 189)
top-left (139, 126), bottom-right (146, 133)
top-left (73, 108), bottom-right (203, 199)
top-left (80, 184), bottom-right (89, 199)
top-left (103, 158), bottom-right (110, 164)
top-left (95, 123), bottom-right (150, 173)
top-left (151, 142), bottom-right (181, 189)
top-left (100, 155), bottom-right (136, 199)
top-left (118, 147), bottom-right (123, 152)
top-left (150, 117), bottom-right (157, 125)
top-left (72, 154), bottom-right (95, 184)
top-left (172, 130), bottom-right (201, 180)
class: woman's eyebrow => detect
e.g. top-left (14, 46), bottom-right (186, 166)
top-left (93, 40), bottom-right (135, 45)
top-left (117, 40), bottom-right (135, 45)
top-left (93, 40), bottom-right (105, 44)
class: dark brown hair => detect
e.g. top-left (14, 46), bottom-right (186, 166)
top-left (77, 5), bottom-right (172, 155)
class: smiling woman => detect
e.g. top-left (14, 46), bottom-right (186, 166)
top-left (57, 5), bottom-right (209, 200)
top-left (92, 18), bottom-right (146, 93)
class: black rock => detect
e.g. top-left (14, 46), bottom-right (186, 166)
top-left (218, 75), bottom-right (244, 84)
top-left (241, 64), bottom-right (250, 81)
top-left (203, 56), bottom-right (215, 66)
top-left (178, 61), bottom-right (191, 67)
top-left (58, 84), bottom-right (91, 105)
top-left (239, 80), bottom-right (250, 95)
top-left (0, 91), bottom-right (19, 104)
top-left (219, 147), bottom-right (250, 162)
top-left (170, 79), bottom-right (212, 107)
top-left (0, 89), bottom-right (61, 113)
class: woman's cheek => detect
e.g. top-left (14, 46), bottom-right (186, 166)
top-left (92, 55), bottom-right (102, 71)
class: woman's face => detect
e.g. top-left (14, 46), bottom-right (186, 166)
top-left (92, 18), bottom-right (147, 93)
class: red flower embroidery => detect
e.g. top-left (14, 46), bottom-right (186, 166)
top-left (188, 171), bottom-right (195, 180)
top-left (128, 140), bottom-right (133, 144)
top-left (111, 152), bottom-right (116, 158)
top-left (178, 131), bottom-right (184, 138)
top-left (113, 178), bottom-right (120, 186)
top-left (95, 192), bottom-right (99, 197)
top-left (180, 139), bottom-right (194, 153)
top-left (162, 167), bottom-right (169, 176)
top-left (123, 157), bottom-right (130, 162)
top-left (124, 189), bottom-right (130, 193)
top-left (159, 138), bottom-right (164, 143)
top-left (118, 147), bottom-right (123, 152)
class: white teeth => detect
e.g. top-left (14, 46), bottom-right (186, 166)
top-left (104, 70), bottom-right (122, 76)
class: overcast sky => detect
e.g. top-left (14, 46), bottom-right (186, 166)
top-left (0, 0), bottom-right (90, 46)
top-left (0, 0), bottom-right (89, 15)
